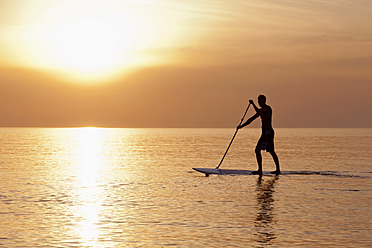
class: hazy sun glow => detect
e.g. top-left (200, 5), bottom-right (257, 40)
top-left (8, 0), bottom-right (185, 83)
top-left (42, 18), bottom-right (132, 79)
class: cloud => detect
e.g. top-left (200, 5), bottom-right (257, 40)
top-left (1, 63), bottom-right (371, 128)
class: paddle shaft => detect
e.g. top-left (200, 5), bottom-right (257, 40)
top-left (215, 102), bottom-right (251, 169)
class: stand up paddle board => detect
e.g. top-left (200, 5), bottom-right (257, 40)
top-left (192, 168), bottom-right (274, 176)
top-left (192, 168), bottom-right (359, 178)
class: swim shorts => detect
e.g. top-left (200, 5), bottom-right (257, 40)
top-left (256, 128), bottom-right (275, 152)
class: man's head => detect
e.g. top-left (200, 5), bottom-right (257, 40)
top-left (258, 94), bottom-right (266, 107)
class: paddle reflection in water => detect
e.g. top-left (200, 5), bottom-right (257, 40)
top-left (254, 175), bottom-right (278, 246)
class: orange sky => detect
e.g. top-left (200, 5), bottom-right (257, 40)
top-left (0, 0), bottom-right (371, 127)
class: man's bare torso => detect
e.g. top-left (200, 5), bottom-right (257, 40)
top-left (259, 105), bottom-right (272, 129)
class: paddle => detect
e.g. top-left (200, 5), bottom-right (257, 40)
top-left (215, 102), bottom-right (251, 169)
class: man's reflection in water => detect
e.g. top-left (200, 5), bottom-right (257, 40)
top-left (254, 175), bottom-right (278, 246)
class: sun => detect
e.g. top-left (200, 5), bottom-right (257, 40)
top-left (43, 18), bottom-right (123, 79)
top-left (12, 0), bottom-right (180, 83)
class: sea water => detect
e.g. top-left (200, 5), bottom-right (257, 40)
top-left (0, 128), bottom-right (371, 247)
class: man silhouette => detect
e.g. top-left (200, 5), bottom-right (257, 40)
top-left (237, 95), bottom-right (280, 175)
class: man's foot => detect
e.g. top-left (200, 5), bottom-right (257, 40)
top-left (252, 170), bottom-right (263, 175)
top-left (270, 170), bottom-right (281, 175)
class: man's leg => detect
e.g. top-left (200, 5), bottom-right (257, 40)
top-left (269, 150), bottom-right (280, 174)
top-left (254, 148), bottom-right (263, 174)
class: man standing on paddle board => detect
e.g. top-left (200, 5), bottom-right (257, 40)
top-left (237, 95), bottom-right (280, 175)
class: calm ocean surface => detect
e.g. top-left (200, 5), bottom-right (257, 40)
top-left (0, 128), bottom-right (371, 247)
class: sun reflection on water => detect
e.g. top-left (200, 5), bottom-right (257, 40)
top-left (76, 127), bottom-right (104, 187)
top-left (73, 127), bottom-right (106, 247)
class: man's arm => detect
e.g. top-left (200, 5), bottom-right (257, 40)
top-left (237, 113), bottom-right (259, 129)
top-left (249, 99), bottom-right (260, 113)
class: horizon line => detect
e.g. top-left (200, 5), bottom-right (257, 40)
top-left (0, 126), bottom-right (371, 129)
